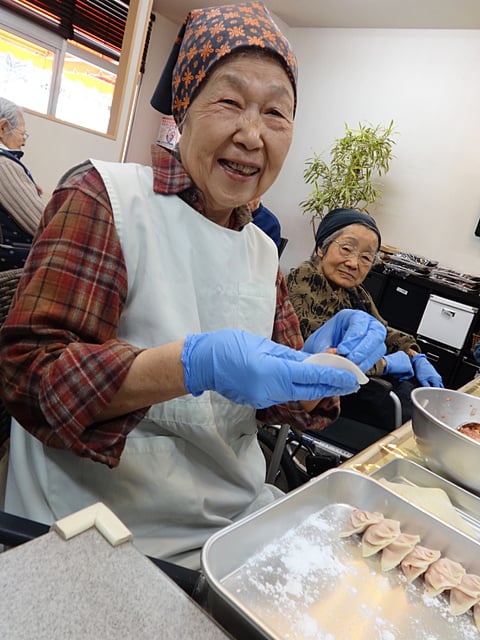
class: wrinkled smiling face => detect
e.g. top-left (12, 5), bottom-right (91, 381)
top-left (178, 53), bottom-right (294, 224)
top-left (318, 224), bottom-right (379, 289)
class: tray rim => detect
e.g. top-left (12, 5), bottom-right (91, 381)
top-left (370, 457), bottom-right (480, 537)
top-left (202, 467), bottom-right (480, 573)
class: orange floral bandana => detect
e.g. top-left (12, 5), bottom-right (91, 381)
top-left (151, 2), bottom-right (298, 125)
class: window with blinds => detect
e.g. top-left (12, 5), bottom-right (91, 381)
top-left (0, 1), bottom-right (154, 133)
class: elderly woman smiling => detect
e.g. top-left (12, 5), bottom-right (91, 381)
top-left (0, 3), bottom-right (386, 568)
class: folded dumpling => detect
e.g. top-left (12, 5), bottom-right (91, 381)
top-left (450, 573), bottom-right (480, 615)
top-left (339, 509), bottom-right (384, 538)
top-left (424, 557), bottom-right (466, 597)
top-left (400, 545), bottom-right (441, 583)
top-left (362, 518), bottom-right (401, 558)
top-left (381, 532), bottom-right (421, 572)
top-left (473, 601), bottom-right (480, 630)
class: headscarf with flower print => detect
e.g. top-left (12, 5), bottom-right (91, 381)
top-left (151, 2), bottom-right (298, 127)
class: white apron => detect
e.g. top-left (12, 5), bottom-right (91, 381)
top-left (6, 159), bottom-right (282, 567)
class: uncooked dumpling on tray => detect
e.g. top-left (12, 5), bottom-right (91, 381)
top-left (339, 507), bottom-right (480, 632)
top-left (450, 573), bottom-right (480, 616)
top-left (424, 557), bottom-right (466, 596)
top-left (362, 518), bottom-right (401, 557)
top-left (400, 545), bottom-right (441, 583)
top-left (339, 508), bottom-right (384, 538)
top-left (381, 532), bottom-right (421, 572)
top-left (473, 602), bottom-right (480, 631)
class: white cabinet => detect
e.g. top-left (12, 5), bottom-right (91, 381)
top-left (417, 294), bottom-right (478, 350)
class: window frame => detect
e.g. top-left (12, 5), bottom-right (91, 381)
top-left (1, 0), bottom-right (129, 62)
top-left (0, 0), bottom-right (149, 137)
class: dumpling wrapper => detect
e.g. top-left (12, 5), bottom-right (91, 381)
top-left (339, 508), bottom-right (384, 538)
top-left (377, 478), bottom-right (477, 539)
top-left (304, 353), bottom-right (369, 385)
top-left (400, 545), bottom-right (441, 583)
top-left (381, 532), bottom-right (421, 572)
top-left (362, 518), bottom-right (401, 557)
top-left (450, 573), bottom-right (480, 615)
top-left (424, 557), bottom-right (466, 596)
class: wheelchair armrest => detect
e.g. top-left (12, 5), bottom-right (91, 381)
top-left (0, 510), bottom-right (50, 547)
top-left (367, 376), bottom-right (403, 429)
top-left (367, 376), bottom-right (394, 392)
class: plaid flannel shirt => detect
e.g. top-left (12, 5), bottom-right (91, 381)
top-left (0, 145), bottom-right (339, 467)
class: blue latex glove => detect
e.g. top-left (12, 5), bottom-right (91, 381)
top-left (412, 354), bottom-right (444, 387)
top-left (302, 309), bottom-right (387, 372)
top-left (474, 341), bottom-right (480, 364)
top-left (182, 329), bottom-right (360, 408)
top-left (383, 351), bottom-right (414, 381)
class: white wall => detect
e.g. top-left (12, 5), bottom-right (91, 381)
top-left (271, 27), bottom-right (480, 275)
top-left (22, 118), bottom-right (121, 207)
top-left (125, 14), bottom-right (179, 165)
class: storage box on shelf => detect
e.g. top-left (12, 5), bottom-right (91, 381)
top-left (417, 295), bottom-right (478, 350)
top-left (415, 294), bottom-right (478, 387)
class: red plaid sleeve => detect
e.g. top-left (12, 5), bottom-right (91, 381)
top-left (0, 166), bottom-right (146, 467)
top-left (257, 270), bottom-right (340, 430)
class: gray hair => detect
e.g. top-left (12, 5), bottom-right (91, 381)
top-left (0, 97), bottom-right (21, 130)
top-left (311, 229), bottom-right (343, 261)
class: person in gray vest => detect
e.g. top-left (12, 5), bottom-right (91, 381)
top-left (0, 97), bottom-right (43, 269)
top-left (0, 3), bottom-right (386, 569)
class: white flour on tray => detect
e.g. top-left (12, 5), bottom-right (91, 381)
top-left (226, 505), bottom-right (479, 640)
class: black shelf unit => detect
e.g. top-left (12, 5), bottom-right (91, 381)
top-left (363, 266), bottom-right (480, 389)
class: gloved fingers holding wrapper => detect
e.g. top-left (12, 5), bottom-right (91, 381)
top-left (303, 309), bottom-right (387, 372)
top-left (182, 329), bottom-right (359, 409)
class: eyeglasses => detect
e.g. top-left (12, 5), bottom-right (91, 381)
top-left (333, 240), bottom-right (377, 267)
top-left (10, 127), bottom-right (29, 140)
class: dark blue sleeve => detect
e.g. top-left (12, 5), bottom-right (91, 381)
top-left (474, 340), bottom-right (480, 363)
top-left (252, 203), bottom-right (282, 249)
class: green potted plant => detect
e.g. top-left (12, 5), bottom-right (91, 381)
top-left (301, 121), bottom-right (397, 234)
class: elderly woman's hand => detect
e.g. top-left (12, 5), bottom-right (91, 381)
top-left (383, 352), bottom-right (414, 380)
top-left (302, 309), bottom-right (387, 372)
top-left (181, 329), bottom-right (360, 408)
top-left (412, 354), bottom-right (444, 388)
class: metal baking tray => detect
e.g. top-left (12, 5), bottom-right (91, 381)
top-left (432, 268), bottom-right (480, 283)
top-left (387, 254), bottom-right (433, 273)
top-left (428, 274), bottom-right (480, 292)
top-left (383, 261), bottom-right (428, 277)
top-left (202, 468), bottom-right (480, 640)
top-left (371, 457), bottom-right (480, 539)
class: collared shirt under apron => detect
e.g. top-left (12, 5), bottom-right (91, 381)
top-left (6, 159), bottom-right (282, 568)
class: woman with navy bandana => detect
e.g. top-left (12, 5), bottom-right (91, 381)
top-left (0, 3), bottom-right (387, 568)
top-left (287, 208), bottom-right (444, 428)
top-left (0, 97), bottom-right (43, 269)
